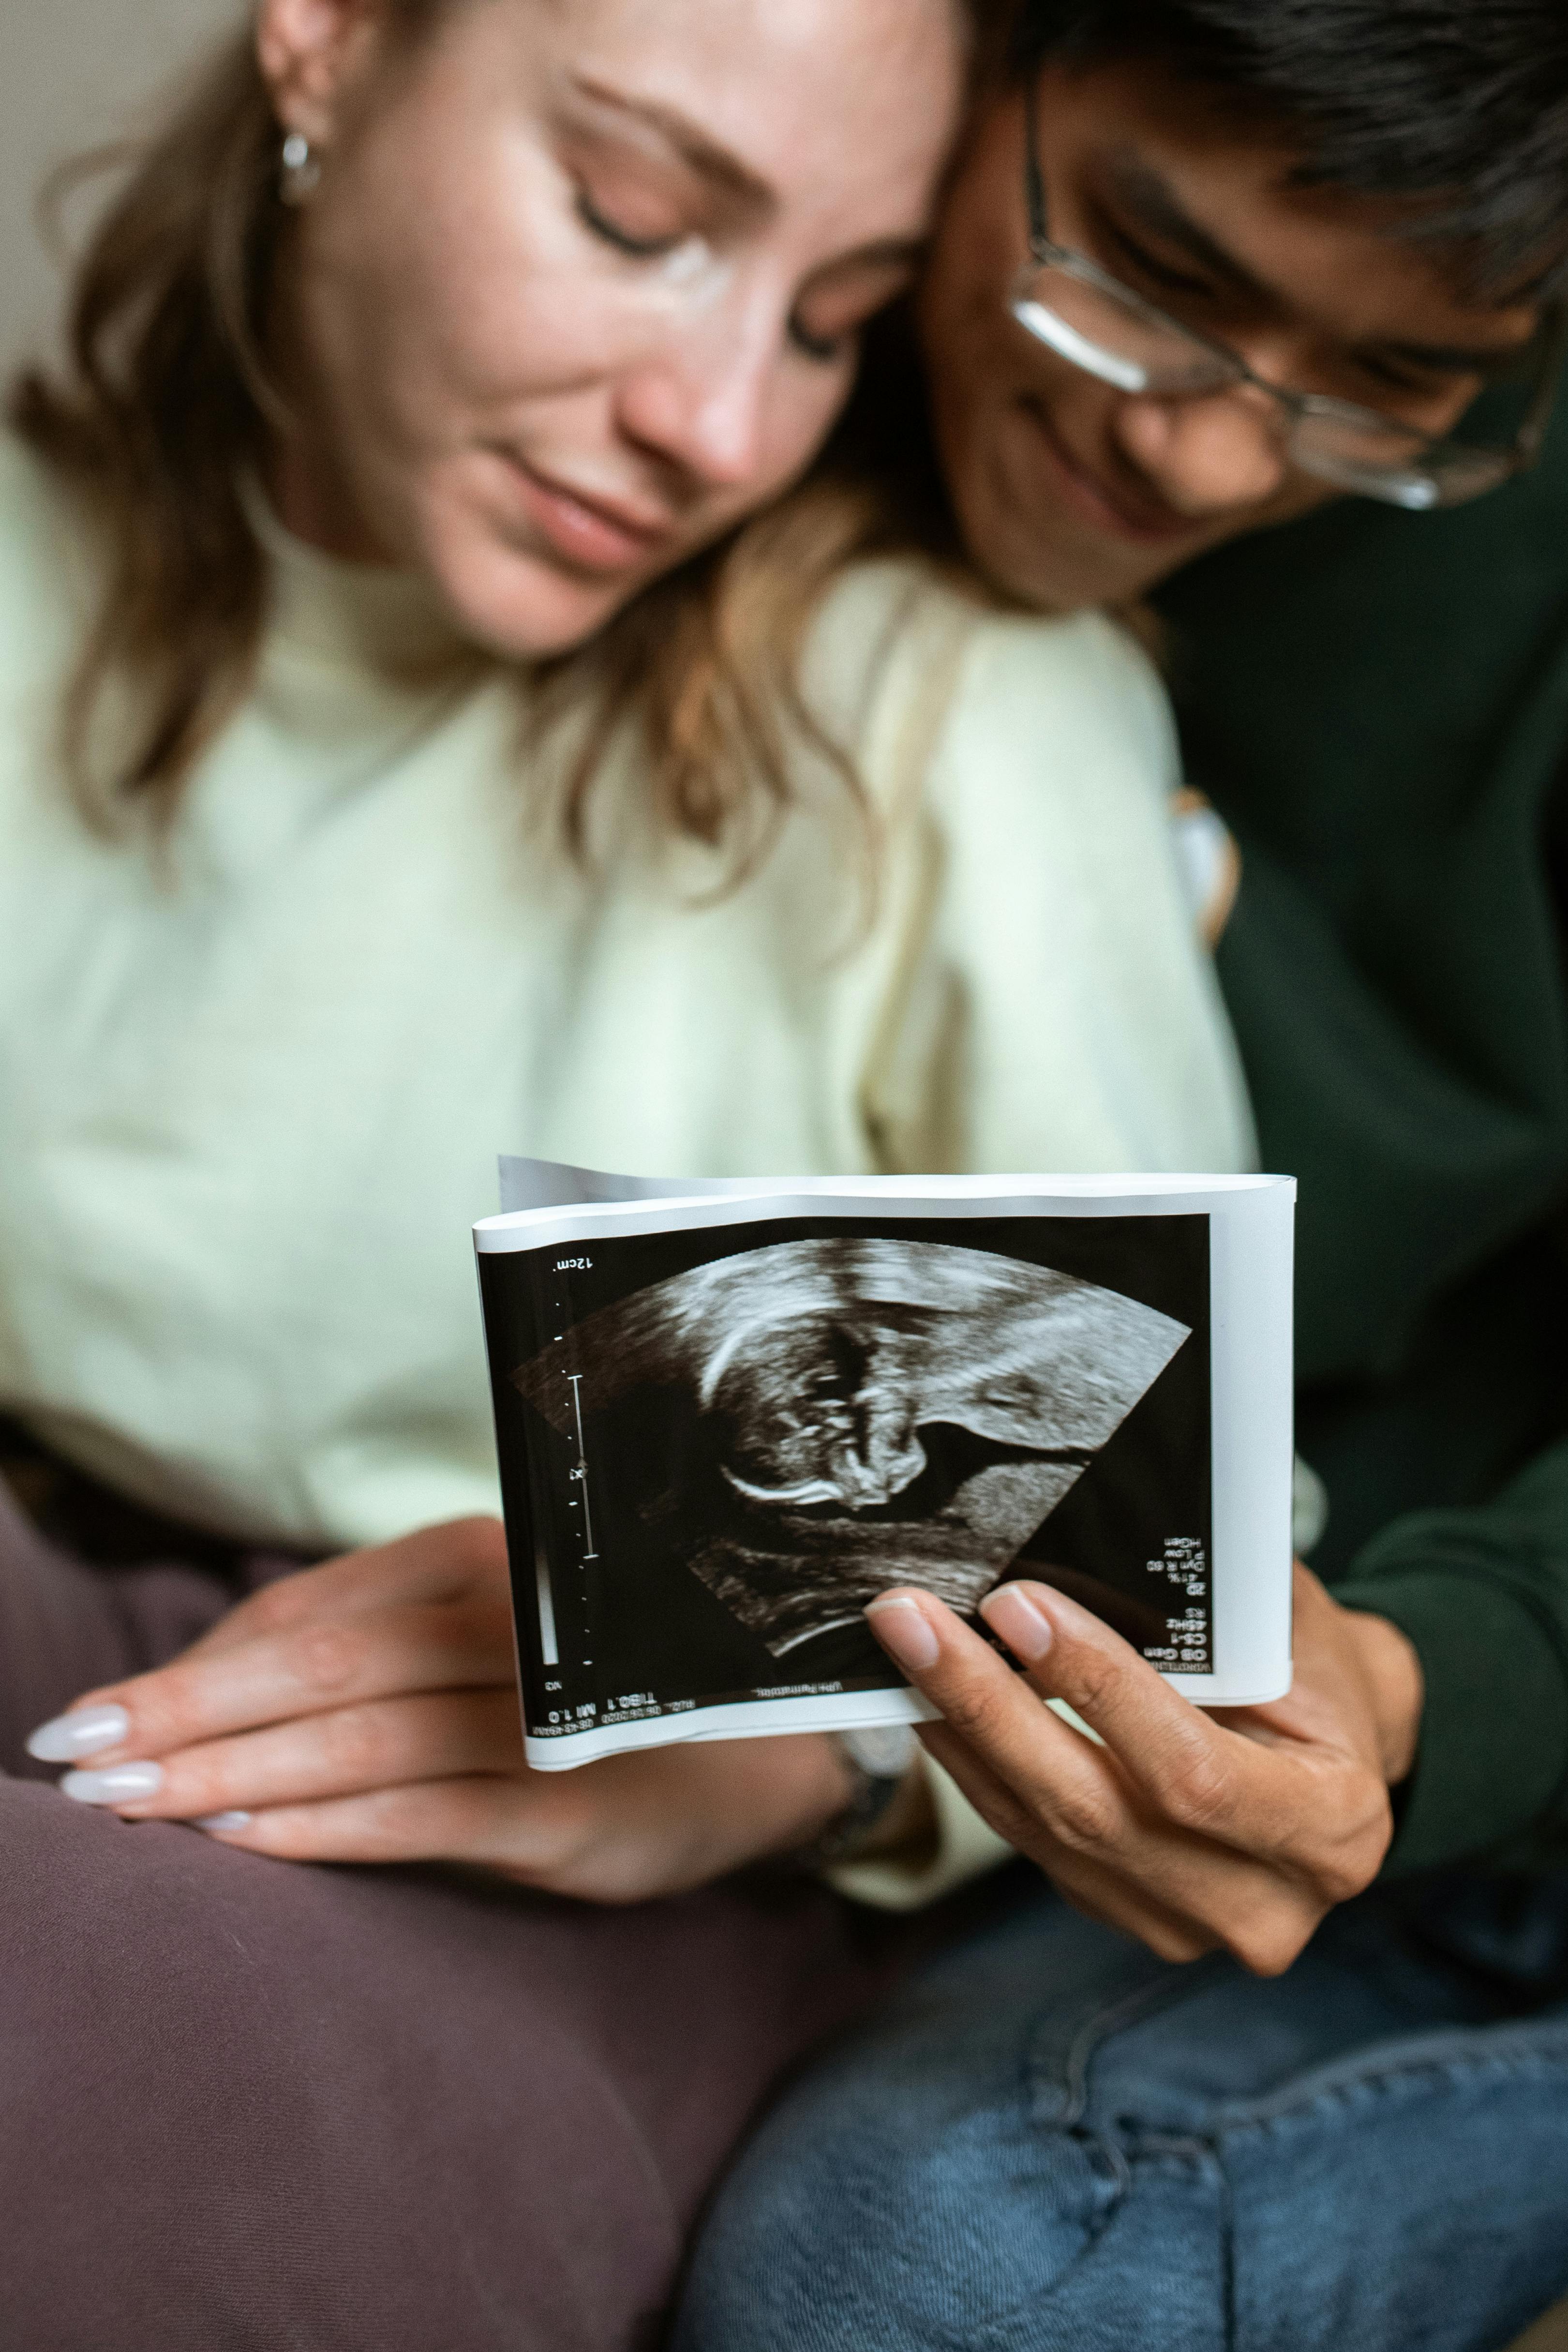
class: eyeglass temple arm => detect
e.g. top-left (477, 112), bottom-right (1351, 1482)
top-left (1023, 72), bottom-right (1051, 255)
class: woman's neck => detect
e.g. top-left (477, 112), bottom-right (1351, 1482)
top-left (260, 282), bottom-right (402, 565)
top-left (266, 433), bottom-right (398, 568)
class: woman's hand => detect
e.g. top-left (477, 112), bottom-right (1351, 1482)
top-left (25, 1518), bottom-right (856, 1903)
top-left (866, 1563), bottom-right (1424, 1977)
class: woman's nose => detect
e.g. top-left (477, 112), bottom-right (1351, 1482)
top-left (1114, 387), bottom-right (1292, 518)
top-left (616, 308), bottom-right (778, 493)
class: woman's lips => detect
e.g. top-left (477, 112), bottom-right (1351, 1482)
top-left (492, 449), bottom-right (675, 575)
top-left (1018, 396), bottom-right (1201, 546)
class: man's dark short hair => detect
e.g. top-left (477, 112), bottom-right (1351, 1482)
top-left (1011, 0), bottom-right (1568, 296)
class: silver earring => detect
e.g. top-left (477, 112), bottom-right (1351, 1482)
top-left (279, 131), bottom-right (321, 207)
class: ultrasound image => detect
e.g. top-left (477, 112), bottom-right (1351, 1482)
top-left (511, 1237), bottom-right (1190, 1656)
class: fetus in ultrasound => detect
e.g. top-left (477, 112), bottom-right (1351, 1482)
top-left (512, 1239), bottom-right (1189, 1656)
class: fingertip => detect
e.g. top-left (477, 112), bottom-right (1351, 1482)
top-left (25, 1703), bottom-right (132, 1765)
top-left (864, 1591), bottom-right (941, 1674)
top-left (60, 1761), bottom-right (165, 1808)
top-left (1015, 1580), bottom-right (1114, 1646)
top-left (979, 1583), bottom-right (1055, 1663)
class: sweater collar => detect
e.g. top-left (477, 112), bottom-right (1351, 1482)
top-left (244, 482), bottom-right (477, 681)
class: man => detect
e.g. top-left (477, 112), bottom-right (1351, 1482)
top-left (677, 5), bottom-right (1568, 2345)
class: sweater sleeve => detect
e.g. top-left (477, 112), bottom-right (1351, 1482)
top-left (825, 1756), bottom-right (1017, 1911)
top-left (1336, 1437), bottom-right (1568, 1872)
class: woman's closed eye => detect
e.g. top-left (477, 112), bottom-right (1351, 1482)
top-left (573, 183), bottom-right (917, 367)
top-left (574, 182), bottom-right (692, 261)
top-left (558, 106), bottom-right (714, 264)
top-left (788, 311), bottom-right (858, 365)
top-left (789, 257), bottom-right (921, 366)
top-left (572, 195), bottom-right (878, 364)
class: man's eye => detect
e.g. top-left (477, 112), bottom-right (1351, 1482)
top-left (575, 188), bottom-right (682, 261)
top-left (1102, 221), bottom-right (1216, 304)
top-left (1353, 355), bottom-right (1457, 399)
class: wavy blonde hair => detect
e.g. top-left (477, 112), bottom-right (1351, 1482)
top-left (9, 8), bottom-right (999, 851)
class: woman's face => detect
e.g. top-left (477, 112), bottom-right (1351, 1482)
top-left (259, 0), bottom-right (967, 656)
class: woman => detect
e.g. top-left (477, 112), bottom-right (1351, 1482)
top-left (0, 1), bottom-right (1250, 2343)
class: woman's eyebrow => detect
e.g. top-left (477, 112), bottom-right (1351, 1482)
top-left (567, 74), bottom-right (774, 210)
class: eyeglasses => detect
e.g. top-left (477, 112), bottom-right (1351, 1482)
top-left (1013, 86), bottom-right (1567, 512)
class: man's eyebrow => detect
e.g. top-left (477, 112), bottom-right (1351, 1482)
top-left (1099, 152), bottom-right (1278, 303)
top-left (567, 74), bottom-right (773, 208)
top-left (1364, 335), bottom-right (1540, 378)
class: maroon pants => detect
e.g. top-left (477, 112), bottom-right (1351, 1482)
top-left (0, 1483), bottom-right (904, 2351)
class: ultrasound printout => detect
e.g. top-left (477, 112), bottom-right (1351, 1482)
top-left (478, 1211), bottom-right (1214, 1759)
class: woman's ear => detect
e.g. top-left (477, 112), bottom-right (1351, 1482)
top-left (255, 0), bottom-right (388, 144)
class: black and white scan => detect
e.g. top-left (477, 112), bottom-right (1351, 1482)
top-left (481, 1213), bottom-right (1214, 1747)
top-left (513, 1237), bottom-right (1189, 1654)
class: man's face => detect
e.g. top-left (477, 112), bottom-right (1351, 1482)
top-left (920, 62), bottom-right (1544, 610)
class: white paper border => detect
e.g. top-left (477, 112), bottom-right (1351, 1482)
top-left (480, 1175), bottom-right (1296, 1763)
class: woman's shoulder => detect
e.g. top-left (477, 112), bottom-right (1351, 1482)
top-left (0, 432), bottom-right (94, 666)
top-left (0, 428), bottom-right (78, 550)
top-left (807, 555), bottom-right (1177, 823)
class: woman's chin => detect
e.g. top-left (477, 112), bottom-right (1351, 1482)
top-left (426, 541), bottom-right (647, 662)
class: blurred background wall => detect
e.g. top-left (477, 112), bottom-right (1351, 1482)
top-left (0, 0), bottom-right (244, 381)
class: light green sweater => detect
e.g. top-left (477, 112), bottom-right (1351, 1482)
top-left (0, 436), bottom-right (1250, 1568)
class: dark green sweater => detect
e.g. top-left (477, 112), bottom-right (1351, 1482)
top-left (1154, 413), bottom-right (1568, 1875)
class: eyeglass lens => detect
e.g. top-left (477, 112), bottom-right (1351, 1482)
top-left (1012, 255), bottom-right (1523, 507)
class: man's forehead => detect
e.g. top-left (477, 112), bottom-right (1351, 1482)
top-left (1096, 145), bottom-right (1544, 360)
top-left (1049, 55), bottom-right (1549, 360)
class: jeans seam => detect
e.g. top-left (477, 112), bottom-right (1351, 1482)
top-left (1212, 2016), bottom-right (1568, 2134)
top-left (922, 1965), bottom-right (1232, 2352)
top-left (1027, 1954), bottom-right (1230, 2131)
top-left (952, 2135), bottom-right (1226, 2352)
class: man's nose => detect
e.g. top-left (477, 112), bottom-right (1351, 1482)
top-left (1113, 387), bottom-right (1292, 518)
top-left (616, 304), bottom-right (778, 493)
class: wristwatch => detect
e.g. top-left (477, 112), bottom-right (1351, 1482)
top-left (813, 1725), bottom-right (920, 1862)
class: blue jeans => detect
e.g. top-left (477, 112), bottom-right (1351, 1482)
top-left (674, 1872), bottom-right (1568, 2352)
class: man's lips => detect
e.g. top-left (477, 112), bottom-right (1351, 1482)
top-left (1018, 396), bottom-right (1203, 546)
top-left (491, 448), bottom-right (677, 575)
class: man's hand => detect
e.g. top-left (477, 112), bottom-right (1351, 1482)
top-left (25, 1519), bottom-right (856, 1903)
top-left (866, 1563), bottom-right (1424, 1976)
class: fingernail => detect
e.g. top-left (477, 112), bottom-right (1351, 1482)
top-left (981, 1583), bottom-right (1055, 1663)
top-left (60, 1762), bottom-right (165, 1807)
top-left (26, 1705), bottom-right (131, 1764)
top-left (194, 1813), bottom-right (252, 1835)
top-left (865, 1596), bottom-right (941, 1673)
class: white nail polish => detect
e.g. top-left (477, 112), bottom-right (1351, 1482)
top-left (26, 1706), bottom-right (131, 1764)
top-left (194, 1813), bottom-right (253, 1834)
top-left (60, 1762), bottom-right (165, 1806)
